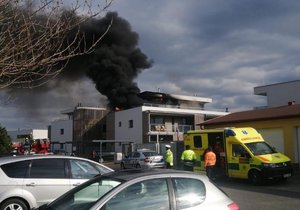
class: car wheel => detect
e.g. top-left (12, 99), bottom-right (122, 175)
top-left (249, 170), bottom-right (262, 185)
top-left (120, 162), bottom-right (126, 169)
top-left (0, 198), bottom-right (28, 210)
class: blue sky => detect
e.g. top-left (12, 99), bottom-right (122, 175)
top-left (1, 0), bottom-right (300, 130)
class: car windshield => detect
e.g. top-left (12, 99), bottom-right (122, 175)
top-left (43, 176), bottom-right (122, 210)
top-left (245, 142), bottom-right (276, 155)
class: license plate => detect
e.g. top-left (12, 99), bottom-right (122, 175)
top-left (283, 173), bottom-right (291, 178)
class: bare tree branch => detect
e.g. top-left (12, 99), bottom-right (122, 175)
top-left (0, 0), bottom-right (113, 88)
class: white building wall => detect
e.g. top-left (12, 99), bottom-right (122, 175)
top-left (254, 80), bottom-right (300, 107)
top-left (8, 129), bottom-right (48, 142)
top-left (32, 130), bottom-right (48, 139)
top-left (114, 107), bottom-right (143, 152)
top-left (50, 119), bottom-right (73, 153)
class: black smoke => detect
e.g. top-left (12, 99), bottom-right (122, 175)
top-left (62, 12), bottom-right (152, 110)
top-left (4, 11), bottom-right (152, 126)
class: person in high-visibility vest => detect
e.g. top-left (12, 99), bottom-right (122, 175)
top-left (181, 145), bottom-right (197, 171)
top-left (204, 146), bottom-right (216, 180)
top-left (164, 145), bottom-right (173, 169)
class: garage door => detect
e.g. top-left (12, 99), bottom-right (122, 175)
top-left (257, 128), bottom-right (284, 154)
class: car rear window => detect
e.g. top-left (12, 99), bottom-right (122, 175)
top-left (1, 160), bottom-right (30, 178)
top-left (143, 152), bottom-right (159, 157)
top-left (173, 178), bottom-right (206, 209)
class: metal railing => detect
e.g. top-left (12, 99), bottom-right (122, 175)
top-left (150, 124), bottom-right (193, 133)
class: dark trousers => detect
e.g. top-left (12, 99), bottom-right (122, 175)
top-left (165, 163), bottom-right (173, 169)
top-left (206, 165), bottom-right (215, 180)
top-left (183, 160), bottom-right (194, 171)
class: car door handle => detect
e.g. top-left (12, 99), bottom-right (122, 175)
top-left (26, 182), bottom-right (36, 187)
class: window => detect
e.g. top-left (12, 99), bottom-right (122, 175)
top-left (150, 116), bottom-right (164, 124)
top-left (129, 120), bottom-right (133, 128)
top-left (194, 136), bottom-right (202, 148)
top-left (118, 121), bottom-right (122, 127)
top-left (245, 142), bottom-right (275, 155)
top-left (104, 178), bottom-right (169, 210)
top-left (29, 159), bottom-right (66, 178)
top-left (1, 160), bottom-right (30, 178)
top-left (133, 152), bottom-right (140, 158)
top-left (60, 129), bottom-right (64, 135)
top-left (232, 144), bottom-right (248, 157)
top-left (70, 159), bottom-right (103, 179)
top-left (49, 178), bottom-right (122, 210)
top-left (173, 178), bottom-right (206, 209)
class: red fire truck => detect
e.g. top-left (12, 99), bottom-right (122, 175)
top-left (11, 139), bottom-right (50, 155)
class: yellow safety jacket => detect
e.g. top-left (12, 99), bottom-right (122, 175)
top-left (165, 149), bottom-right (173, 166)
top-left (181, 149), bottom-right (197, 161)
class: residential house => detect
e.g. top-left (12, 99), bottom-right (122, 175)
top-left (113, 91), bottom-right (229, 155)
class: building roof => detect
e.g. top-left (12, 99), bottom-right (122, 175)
top-left (141, 105), bottom-right (228, 117)
top-left (201, 104), bottom-right (300, 126)
top-left (138, 91), bottom-right (212, 105)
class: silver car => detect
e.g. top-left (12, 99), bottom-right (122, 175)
top-left (120, 149), bottom-right (165, 169)
top-left (0, 155), bottom-right (113, 210)
top-left (35, 169), bottom-right (240, 210)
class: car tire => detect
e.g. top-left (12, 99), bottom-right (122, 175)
top-left (249, 170), bottom-right (262, 185)
top-left (0, 198), bottom-right (28, 210)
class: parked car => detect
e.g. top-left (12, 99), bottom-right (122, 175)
top-left (0, 154), bottom-right (114, 210)
top-left (35, 168), bottom-right (240, 210)
top-left (120, 149), bottom-right (165, 169)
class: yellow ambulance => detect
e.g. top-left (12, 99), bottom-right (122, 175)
top-left (184, 127), bottom-right (293, 184)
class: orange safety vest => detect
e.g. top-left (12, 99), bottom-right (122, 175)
top-left (204, 151), bottom-right (216, 167)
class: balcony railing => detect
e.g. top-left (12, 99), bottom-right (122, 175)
top-left (150, 124), bottom-right (193, 133)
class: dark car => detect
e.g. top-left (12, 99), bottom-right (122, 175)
top-left (35, 169), bottom-right (240, 210)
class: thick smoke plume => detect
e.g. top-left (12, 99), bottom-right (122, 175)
top-left (62, 12), bottom-right (152, 109)
top-left (86, 12), bottom-right (152, 109)
top-left (6, 11), bottom-right (152, 122)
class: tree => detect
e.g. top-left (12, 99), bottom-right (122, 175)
top-left (0, 124), bottom-right (11, 154)
top-left (0, 0), bottom-right (113, 88)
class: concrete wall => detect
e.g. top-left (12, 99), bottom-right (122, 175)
top-left (115, 107), bottom-right (143, 152)
top-left (50, 119), bottom-right (73, 153)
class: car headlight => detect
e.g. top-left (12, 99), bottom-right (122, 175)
top-left (262, 163), bottom-right (276, 168)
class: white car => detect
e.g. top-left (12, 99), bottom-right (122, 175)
top-left (120, 149), bottom-right (165, 169)
top-left (0, 155), bottom-right (113, 210)
top-left (35, 169), bottom-right (240, 210)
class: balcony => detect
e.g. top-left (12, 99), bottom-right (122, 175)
top-left (150, 124), bottom-right (193, 133)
